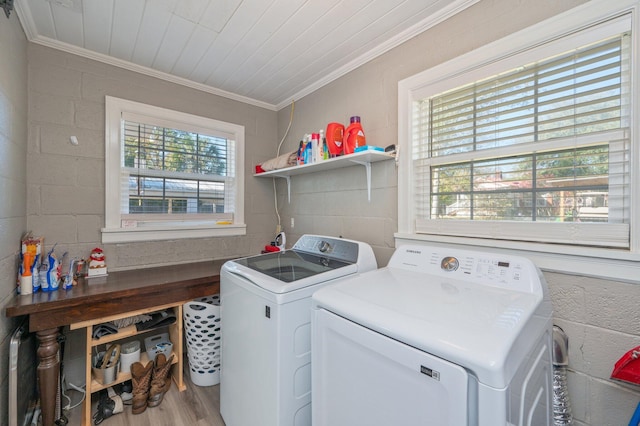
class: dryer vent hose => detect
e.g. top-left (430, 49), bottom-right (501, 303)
top-left (553, 325), bottom-right (573, 426)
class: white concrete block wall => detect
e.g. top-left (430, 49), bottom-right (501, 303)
top-left (0, 10), bottom-right (28, 426)
top-left (548, 272), bottom-right (640, 425)
top-left (276, 0), bottom-right (640, 424)
top-left (1, 0), bottom-right (638, 424)
top-left (0, 32), bottom-right (278, 423)
top-left (26, 43), bottom-right (279, 269)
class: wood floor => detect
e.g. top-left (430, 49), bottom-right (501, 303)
top-left (66, 371), bottom-right (226, 426)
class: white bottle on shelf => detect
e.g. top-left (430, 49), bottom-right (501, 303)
top-left (311, 133), bottom-right (320, 163)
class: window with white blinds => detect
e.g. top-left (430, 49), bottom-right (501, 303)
top-left (103, 97), bottom-right (245, 243)
top-left (122, 117), bottom-right (235, 219)
top-left (402, 15), bottom-right (633, 249)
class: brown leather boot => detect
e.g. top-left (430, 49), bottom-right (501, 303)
top-left (148, 353), bottom-right (174, 407)
top-left (130, 360), bottom-right (153, 414)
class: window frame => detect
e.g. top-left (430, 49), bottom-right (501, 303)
top-left (103, 96), bottom-right (246, 243)
top-left (397, 0), bottom-right (640, 281)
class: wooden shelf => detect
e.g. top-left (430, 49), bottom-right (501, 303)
top-left (70, 301), bottom-right (183, 331)
top-left (90, 350), bottom-right (179, 392)
top-left (90, 324), bottom-right (139, 345)
top-left (74, 303), bottom-right (186, 426)
top-left (254, 150), bottom-right (395, 201)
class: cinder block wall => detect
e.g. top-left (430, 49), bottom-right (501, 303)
top-left (548, 272), bottom-right (640, 425)
top-left (26, 44), bottom-right (279, 269)
top-left (0, 21), bottom-right (279, 423)
top-left (275, 0), bottom-right (640, 424)
top-left (0, 10), bottom-right (28, 426)
top-left (2, 0), bottom-right (639, 424)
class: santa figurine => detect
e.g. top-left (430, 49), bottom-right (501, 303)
top-left (87, 247), bottom-right (107, 276)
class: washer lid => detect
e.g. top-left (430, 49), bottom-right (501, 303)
top-left (223, 234), bottom-right (377, 294)
top-left (312, 267), bottom-right (550, 388)
top-left (224, 251), bottom-right (359, 294)
top-left (235, 250), bottom-right (352, 281)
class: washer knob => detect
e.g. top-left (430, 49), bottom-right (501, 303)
top-left (319, 241), bottom-right (331, 253)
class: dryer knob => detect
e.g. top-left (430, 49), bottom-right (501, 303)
top-left (319, 241), bottom-right (331, 253)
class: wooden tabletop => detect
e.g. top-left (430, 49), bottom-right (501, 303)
top-left (5, 260), bottom-right (224, 332)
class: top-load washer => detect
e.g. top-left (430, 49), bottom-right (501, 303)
top-left (220, 234), bottom-right (377, 426)
top-left (312, 244), bottom-right (553, 426)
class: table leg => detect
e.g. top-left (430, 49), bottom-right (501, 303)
top-left (36, 328), bottom-right (60, 426)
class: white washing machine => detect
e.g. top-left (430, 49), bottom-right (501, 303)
top-left (220, 234), bottom-right (377, 426)
top-left (312, 244), bottom-right (553, 426)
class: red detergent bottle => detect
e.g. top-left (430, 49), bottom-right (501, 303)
top-left (325, 122), bottom-right (345, 157)
top-left (343, 116), bottom-right (366, 154)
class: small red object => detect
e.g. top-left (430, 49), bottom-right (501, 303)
top-left (611, 346), bottom-right (640, 385)
top-left (255, 164), bottom-right (265, 174)
top-left (263, 245), bottom-right (280, 253)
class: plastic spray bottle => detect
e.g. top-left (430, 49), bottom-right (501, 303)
top-left (304, 134), bottom-right (312, 164)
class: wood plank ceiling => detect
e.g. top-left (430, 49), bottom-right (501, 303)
top-left (16, 0), bottom-right (477, 110)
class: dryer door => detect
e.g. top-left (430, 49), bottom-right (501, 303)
top-left (312, 308), bottom-right (470, 426)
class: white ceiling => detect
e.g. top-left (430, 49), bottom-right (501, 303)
top-left (16, 0), bottom-right (477, 110)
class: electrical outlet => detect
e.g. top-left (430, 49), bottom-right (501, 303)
top-left (290, 218), bottom-right (294, 228)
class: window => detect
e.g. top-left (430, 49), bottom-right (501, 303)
top-left (103, 97), bottom-right (245, 243)
top-left (398, 1), bottom-right (640, 278)
top-left (412, 30), bottom-right (630, 247)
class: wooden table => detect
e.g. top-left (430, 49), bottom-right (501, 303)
top-left (5, 261), bottom-right (222, 426)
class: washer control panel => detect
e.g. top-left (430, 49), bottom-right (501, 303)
top-left (293, 235), bottom-right (359, 264)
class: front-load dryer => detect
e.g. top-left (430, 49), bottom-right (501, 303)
top-left (311, 244), bottom-right (553, 426)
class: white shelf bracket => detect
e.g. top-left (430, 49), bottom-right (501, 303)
top-left (350, 160), bottom-right (372, 202)
top-left (273, 175), bottom-right (292, 203)
top-left (285, 175), bottom-right (291, 202)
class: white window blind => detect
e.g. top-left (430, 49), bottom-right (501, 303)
top-left (121, 115), bottom-right (236, 224)
top-left (411, 29), bottom-right (631, 248)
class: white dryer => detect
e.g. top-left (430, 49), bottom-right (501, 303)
top-left (311, 244), bottom-right (553, 426)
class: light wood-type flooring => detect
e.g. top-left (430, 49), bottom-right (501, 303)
top-left (65, 370), bottom-right (225, 426)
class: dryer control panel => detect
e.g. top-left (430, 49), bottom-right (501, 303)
top-left (389, 245), bottom-right (541, 295)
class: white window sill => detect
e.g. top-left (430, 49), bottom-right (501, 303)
top-left (394, 233), bottom-right (640, 283)
top-left (102, 224), bottom-right (247, 243)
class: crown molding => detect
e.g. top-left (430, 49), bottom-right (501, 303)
top-left (14, 1), bottom-right (277, 111)
top-left (15, 0), bottom-right (479, 112)
top-left (275, 0), bottom-right (480, 110)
